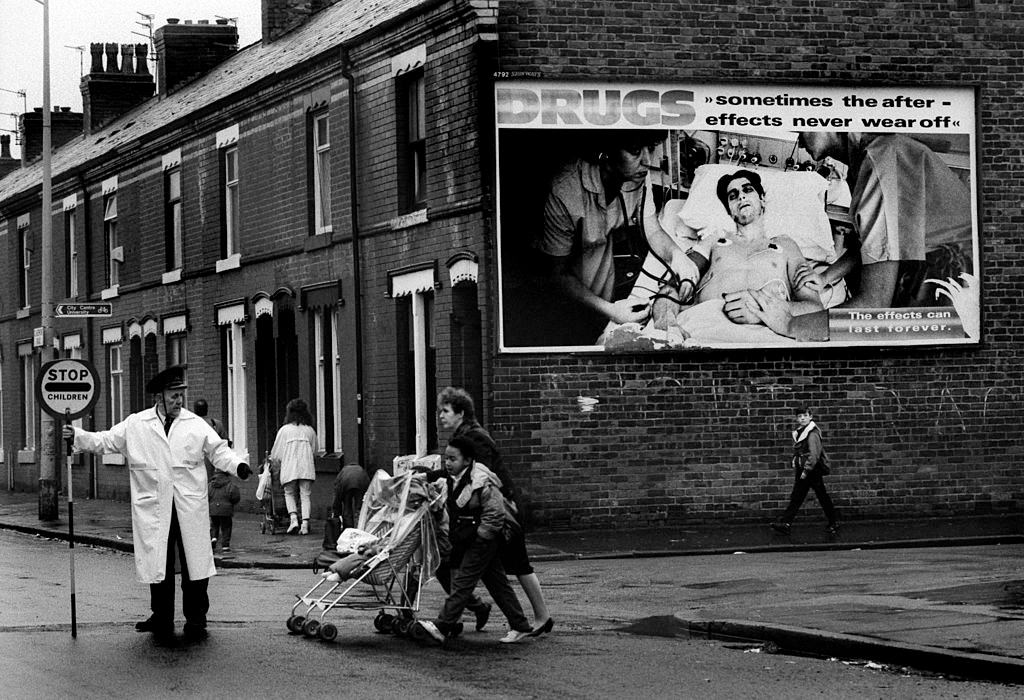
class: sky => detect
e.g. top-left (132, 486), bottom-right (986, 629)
top-left (0, 0), bottom-right (263, 158)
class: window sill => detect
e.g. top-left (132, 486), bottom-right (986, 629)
top-left (17, 449), bottom-right (36, 464)
top-left (102, 453), bottom-right (125, 466)
top-left (162, 269), bottom-right (182, 285)
top-left (215, 254), bottom-right (242, 273)
top-left (16, 307), bottom-right (31, 319)
top-left (101, 285), bottom-right (119, 299)
top-left (389, 208), bottom-right (429, 231)
top-left (304, 234), bottom-right (332, 252)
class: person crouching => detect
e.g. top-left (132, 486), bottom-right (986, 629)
top-left (416, 436), bottom-right (533, 645)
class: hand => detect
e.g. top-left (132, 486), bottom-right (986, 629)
top-left (607, 298), bottom-right (650, 325)
top-left (794, 263), bottom-right (826, 295)
top-left (724, 289), bottom-right (796, 337)
top-left (721, 290), bottom-right (763, 326)
top-left (236, 463), bottom-right (251, 481)
top-left (62, 425), bottom-right (76, 440)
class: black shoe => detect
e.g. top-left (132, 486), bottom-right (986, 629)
top-left (472, 602), bottom-right (492, 632)
top-left (528, 617), bottom-right (554, 637)
top-left (136, 616), bottom-right (174, 636)
top-left (183, 622), bottom-right (208, 642)
top-left (827, 522), bottom-right (840, 537)
top-left (770, 521), bottom-right (791, 535)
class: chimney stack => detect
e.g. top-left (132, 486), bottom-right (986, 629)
top-left (0, 134), bottom-right (19, 180)
top-left (80, 41), bottom-right (155, 135)
top-left (18, 105), bottom-right (84, 165)
top-left (262, 0), bottom-right (340, 43)
top-left (154, 19), bottom-right (239, 96)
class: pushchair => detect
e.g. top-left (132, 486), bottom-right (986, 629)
top-left (256, 456), bottom-right (289, 535)
top-left (287, 469), bottom-right (444, 643)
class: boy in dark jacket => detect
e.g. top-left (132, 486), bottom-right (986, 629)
top-left (771, 408), bottom-right (838, 537)
top-left (209, 470), bottom-right (241, 552)
top-left (415, 436), bottom-right (533, 645)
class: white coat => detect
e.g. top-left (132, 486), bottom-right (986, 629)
top-left (72, 406), bottom-right (246, 584)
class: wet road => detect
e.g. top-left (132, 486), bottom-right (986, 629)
top-left (1, 530), bottom-right (1021, 698)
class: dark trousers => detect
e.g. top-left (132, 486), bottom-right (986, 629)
top-left (151, 505), bottom-right (209, 628)
top-left (435, 561), bottom-right (487, 612)
top-left (781, 467), bottom-right (837, 525)
top-left (210, 515), bottom-right (233, 548)
top-left (437, 536), bottom-right (529, 632)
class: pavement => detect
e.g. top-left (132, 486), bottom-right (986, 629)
top-left (3, 489), bottom-right (1024, 684)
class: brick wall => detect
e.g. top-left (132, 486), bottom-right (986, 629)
top-left (488, 0), bottom-right (1024, 528)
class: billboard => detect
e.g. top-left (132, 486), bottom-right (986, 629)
top-left (495, 81), bottom-right (980, 352)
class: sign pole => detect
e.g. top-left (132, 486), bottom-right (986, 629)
top-left (36, 358), bottom-right (99, 640)
top-left (65, 409), bottom-right (77, 639)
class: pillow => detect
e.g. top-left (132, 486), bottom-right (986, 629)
top-left (665, 164), bottom-right (837, 264)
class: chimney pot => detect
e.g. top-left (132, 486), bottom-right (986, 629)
top-left (135, 44), bottom-right (150, 75)
top-left (89, 43), bottom-right (104, 73)
top-left (121, 44), bottom-right (135, 74)
top-left (198, 19), bottom-right (209, 24)
top-left (167, 18), bottom-right (179, 24)
top-left (1, 134), bottom-right (11, 159)
top-left (216, 18), bottom-right (229, 25)
top-left (61, 106), bottom-right (71, 113)
top-left (104, 43), bottom-right (120, 72)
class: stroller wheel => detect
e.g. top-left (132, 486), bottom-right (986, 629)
top-left (373, 612), bottom-right (394, 633)
top-left (396, 617), bottom-right (414, 637)
top-left (319, 623), bottom-right (338, 642)
top-left (303, 618), bottom-right (321, 638)
top-left (287, 615), bottom-right (305, 634)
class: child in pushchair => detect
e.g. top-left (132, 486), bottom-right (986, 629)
top-left (288, 469), bottom-right (446, 642)
top-left (256, 456), bottom-right (289, 535)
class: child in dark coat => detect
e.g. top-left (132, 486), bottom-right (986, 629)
top-left (209, 470), bottom-right (241, 552)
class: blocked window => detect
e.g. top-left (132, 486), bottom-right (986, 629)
top-left (395, 289), bottom-right (436, 456)
top-left (396, 70), bottom-right (426, 213)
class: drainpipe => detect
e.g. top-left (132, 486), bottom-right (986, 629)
top-left (341, 49), bottom-right (365, 467)
top-left (76, 172), bottom-right (97, 498)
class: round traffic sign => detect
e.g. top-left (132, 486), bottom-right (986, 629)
top-left (35, 359), bottom-right (101, 420)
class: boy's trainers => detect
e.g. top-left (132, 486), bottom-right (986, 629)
top-left (415, 620), bottom-right (446, 644)
top-left (770, 521), bottom-right (791, 535)
top-left (499, 629), bottom-right (531, 644)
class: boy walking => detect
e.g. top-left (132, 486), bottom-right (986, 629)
top-left (771, 408), bottom-right (839, 537)
top-left (209, 470), bottom-right (241, 552)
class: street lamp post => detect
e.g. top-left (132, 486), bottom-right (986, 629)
top-left (38, 0), bottom-right (59, 521)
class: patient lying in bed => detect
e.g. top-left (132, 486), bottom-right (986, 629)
top-left (602, 164), bottom-right (840, 348)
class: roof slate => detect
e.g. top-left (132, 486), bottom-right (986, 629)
top-left (0, 0), bottom-right (432, 201)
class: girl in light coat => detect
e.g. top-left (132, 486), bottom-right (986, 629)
top-left (269, 398), bottom-right (319, 534)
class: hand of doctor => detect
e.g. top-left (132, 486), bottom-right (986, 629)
top-left (62, 425), bottom-right (75, 440)
top-left (236, 463), bottom-right (252, 480)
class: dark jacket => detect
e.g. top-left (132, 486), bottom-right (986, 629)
top-left (792, 422), bottom-right (830, 474)
top-left (208, 470), bottom-right (241, 517)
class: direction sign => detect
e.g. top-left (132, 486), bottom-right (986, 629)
top-left (54, 303), bottom-right (113, 318)
top-left (35, 359), bottom-right (101, 420)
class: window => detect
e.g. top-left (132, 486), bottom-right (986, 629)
top-left (167, 333), bottom-right (187, 368)
top-left (62, 335), bottom-right (84, 429)
top-left (219, 304), bottom-right (248, 460)
top-left (19, 225), bottom-right (31, 308)
top-left (103, 193), bottom-right (119, 288)
top-left (395, 285), bottom-right (436, 456)
top-left (129, 335), bottom-right (144, 413)
top-left (108, 344), bottom-right (124, 425)
top-left (310, 110), bottom-right (332, 234)
top-left (396, 70), bottom-right (426, 212)
top-left (312, 306), bottom-right (343, 455)
top-left (19, 345), bottom-right (35, 450)
top-left (223, 146), bottom-right (240, 257)
top-left (65, 208), bottom-right (78, 298)
top-left (165, 167), bottom-right (183, 271)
